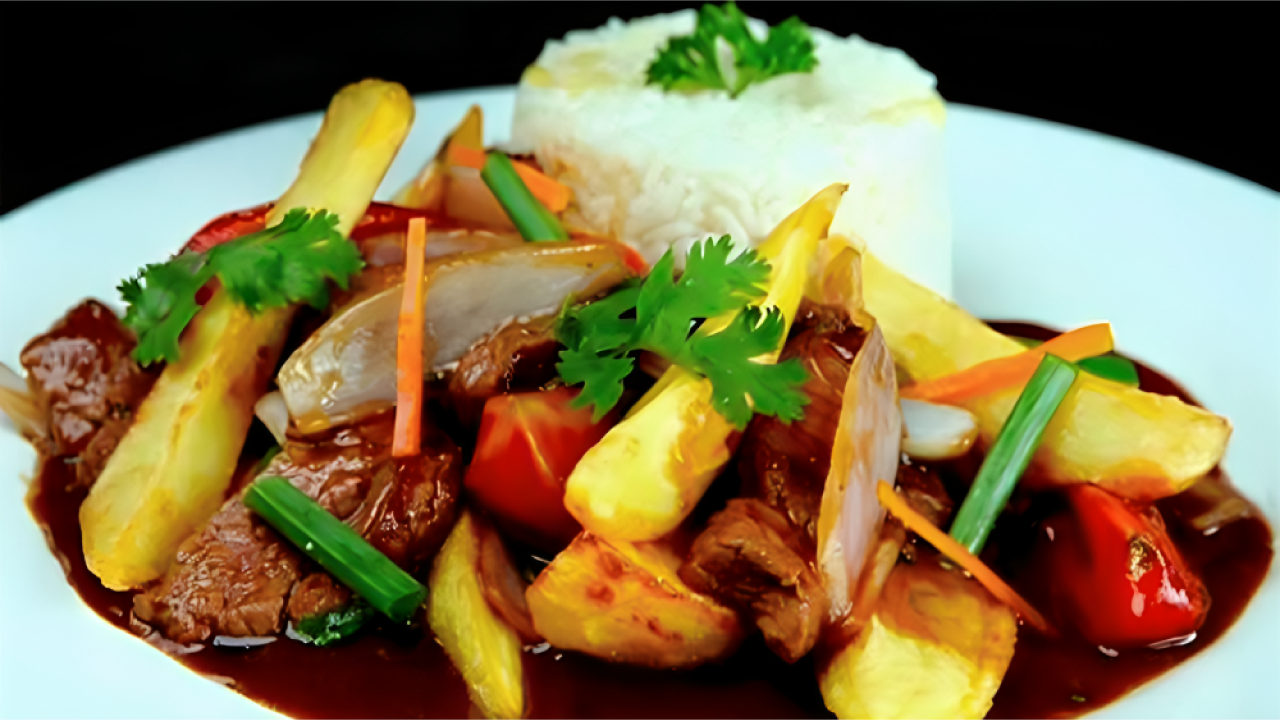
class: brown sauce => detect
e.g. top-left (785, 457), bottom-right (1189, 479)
top-left (23, 322), bottom-right (1273, 719)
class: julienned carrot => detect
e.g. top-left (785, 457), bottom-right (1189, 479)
top-left (446, 144), bottom-right (571, 213)
top-left (875, 480), bottom-right (1055, 636)
top-left (901, 323), bottom-right (1112, 403)
top-left (393, 218), bottom-right (428, 458)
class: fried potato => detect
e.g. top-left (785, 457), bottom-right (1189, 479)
top-left (428, 509), bottom-right (527, 720)
top-left (819, 560), bottom-right (1017, 720)
top-left (81, 80), bottom-right (416, 589)
top-left (526, 533), bottom-right (745, 669)
top-left (862, 251), bottom-right (1230, 499)
top-left (81, 294), bottom-right (288, 590)
top-left (563, 184), bottom-right (847, 542)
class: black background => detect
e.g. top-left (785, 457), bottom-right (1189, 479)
top-left (1, 2), bottom-right (1276, 216)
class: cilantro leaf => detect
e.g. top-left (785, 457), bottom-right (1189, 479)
top-left (646, 11), bottom-right (727, 93)
top-left (119, 209), bottom-right (364, 366)
top-left (557, 347), bottom-right (634, 423)
top-left (636, 237), bottom-right (768, 359)
top-left (120, 253), bottom-right (215, 365)
top-left (558, 280), bottom-right (641, 354)
top-left (553, 236), bottom-right (809, 429)
top-left (293, 598), bottom-right (376, 647)
top-left (686, 306), bottom-right (811, 427)
top-left (646, 2), bottom-right (818, 97)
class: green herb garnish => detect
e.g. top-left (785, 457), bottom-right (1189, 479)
top-left (243, 476), bottom-right (427, 625)
top-left (949, 354), bottom-right (1080, 555)
top-left (480, 153), bottom-right (569, 242)
top-left (647, 2), bottom-right (818, 98)
top-left (119, 208), bottom-right (364, 366)
top-left (556, 236), bottom-right (809, 428)
top-left (293, 598), bottom-right (376, 647)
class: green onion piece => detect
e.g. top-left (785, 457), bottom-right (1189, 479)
top-left (1009, 336), bottom-right (1139, 387)
top-left (949, 354), bottom-right (1080, 555)
top-left (243, 476), bottom-right (427, 624)
top-left (1078, 354), bottom-right (1140, 386)
top-left (481, 153), bottom-right (569, 242)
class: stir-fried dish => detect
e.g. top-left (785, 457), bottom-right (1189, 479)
top-left (1, 7), bottom-right (1272, 719)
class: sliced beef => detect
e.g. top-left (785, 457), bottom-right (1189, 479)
top-left (287, 573), bottom-right (353, 624)
top-left (132, 494), bottom-right (302, 641)
top-left (738, 317), bottom-right (867, 545)
top-left (896, 462), bottom-right (955, 529)
top-left (19, 300), bottom-right (158, 484)
top-left (682, 305), bottom-right (868, 663)
top-left (134, 411), bottom-right (461, 644)
top-left (446, 315), bottom-right (559, 426)
top-left (680, 499), bottom-right (828, 663)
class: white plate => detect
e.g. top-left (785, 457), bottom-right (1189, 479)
top-left (0, 86), bottom-right (1276, 720)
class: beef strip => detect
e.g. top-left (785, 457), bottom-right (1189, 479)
top-left (738, 316), bottom-right (867, 545)
top-left (682, 306), bottom-right (868, 662)
top-left (287, 573), bottom-right (353, 624)
top-left (679, 499), bottom-right (828, 663)
top-left (134, 411), bottom-right (461, 644)
top-left (19, 300), bottom-right (158, 485)
top-left (446, 315), bottom-right (559, 426)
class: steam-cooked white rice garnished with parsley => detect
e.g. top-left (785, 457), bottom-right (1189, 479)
top-left (509, 7), bottom-right (954, 296)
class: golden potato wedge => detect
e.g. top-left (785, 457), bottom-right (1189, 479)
top-left (819, 560), bottom-right (1017, 720)
top-left (81, 293), bottom-right (288, 590)
top-left (428, 509), bottom-right (527, 720)
top-left (81, 80), bottom-right (416, 590)
top-left (862, 251), bottom-right (1230, 499)
top-left (526, 533), bottom-right (745, 669)
top-left (563, 184), bottom-right (848, 542)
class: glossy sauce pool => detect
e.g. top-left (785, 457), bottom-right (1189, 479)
top-left (24, 322), bottom-right (1274, 719)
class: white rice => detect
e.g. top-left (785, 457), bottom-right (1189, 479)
top-left (507, 10), bottom-right (954, 297)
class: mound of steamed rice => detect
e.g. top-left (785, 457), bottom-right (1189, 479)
top-left (508, 10), bottom-right (953, 297)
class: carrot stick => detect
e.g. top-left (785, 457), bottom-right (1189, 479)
top-left (511, 161), bottom-right (571, 213)
top-left (392, 218), bottom-right (428, 458)
top-left (875, 480), bottom-right (1056, 636)
top-left (446, 145), bottom-right (571, 213)
top-left (446, 143), bottom-right (487, 169)
top-left (901, 323), bottom-right (1113, 403)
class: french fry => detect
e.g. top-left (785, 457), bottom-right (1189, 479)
top-left (862, 251), bottom-right (1231, 500)
top-left (428, 510), bottom-right (527, 720)
top-left (81, 80), bottom-right (415, 590)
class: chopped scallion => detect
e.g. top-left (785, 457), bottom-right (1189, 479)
top-left (243, 476), bottom-right (427, 624)
top-left (481, 152), bottom-right (569, 242)
top-left (949, 353), bottom-right (1080, 554)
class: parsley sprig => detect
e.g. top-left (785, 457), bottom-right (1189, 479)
top-left (646, 2), bottom-right (819, 98)
top-left (556, 237), bottom-right (810, 428)
top-left (119, 208), bottom-right (364, 366)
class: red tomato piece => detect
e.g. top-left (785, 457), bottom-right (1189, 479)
top-left (183, 201), bottom-right (438, 253)
top-left (464, 387), bottom-right (615, 554)
top-left (185, 203), bottom-right (272, 253)
top-left (1040, 484), bottom-right (1210, 649)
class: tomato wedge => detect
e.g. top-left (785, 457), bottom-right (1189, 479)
top-left (464, 387), bottom-right (615, 554)
top-left (1039, 484), bottom-right (1210, 649)
top-left (184, 202), bottom-right (437, 253)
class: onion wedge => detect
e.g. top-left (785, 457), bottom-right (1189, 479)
top-left (900, 398), bottom-right (978, 461)
top-left (0, 362), bottom-right (44, 444)
top-left (815, 323), bottom-right (902, 622)
top-left (253, 391), bottom-right (289, 447)
top-left (279, 241), bottom-right (636, 433)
